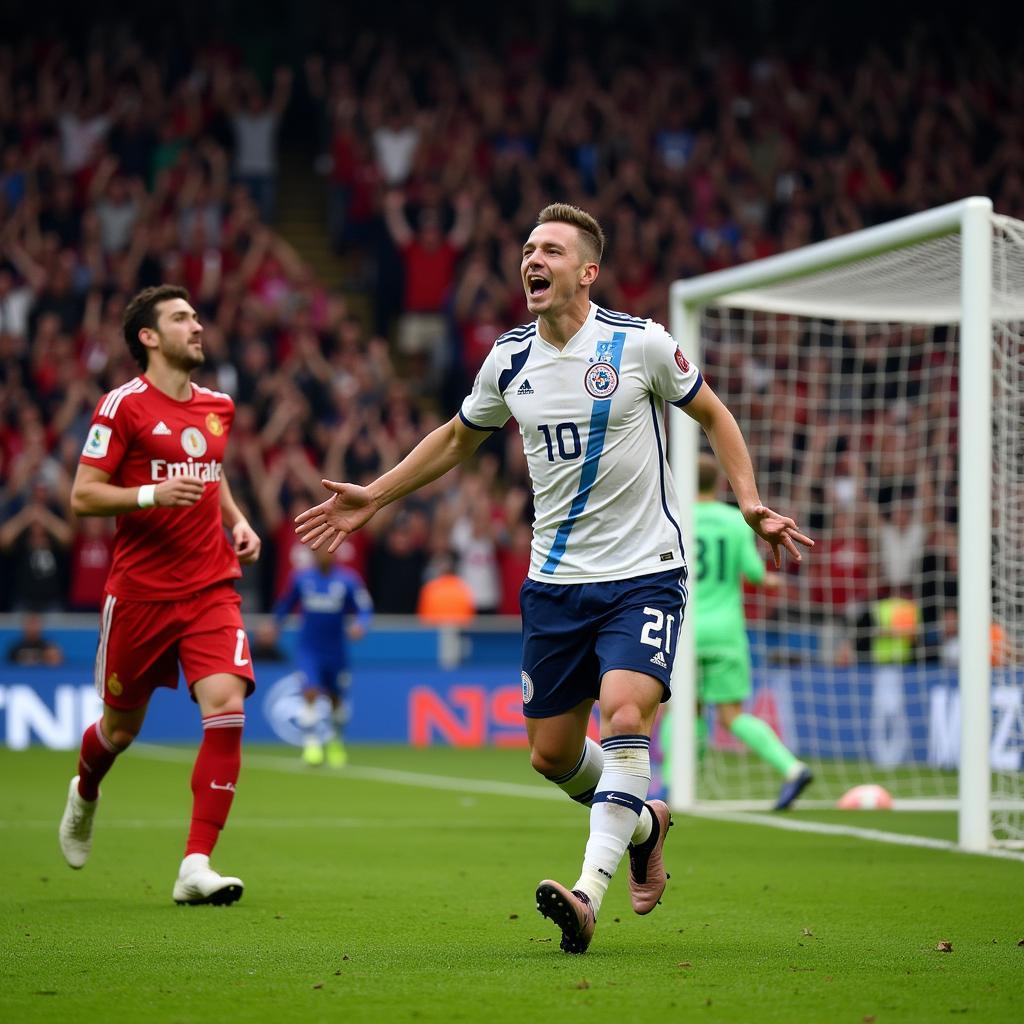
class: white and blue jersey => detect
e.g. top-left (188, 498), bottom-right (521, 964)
top-left (273, 566), bottom-right (373, 677)
top-left (460, 302), bottom-right (703, 584)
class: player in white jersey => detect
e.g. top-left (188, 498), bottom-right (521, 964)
top-left (295, 204), bottom-right (812, 953)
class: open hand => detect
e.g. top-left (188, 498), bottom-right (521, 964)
top-left (743, 504), bottom-right (814, 568)
top-left (294, 480), bottom-right (379, 552)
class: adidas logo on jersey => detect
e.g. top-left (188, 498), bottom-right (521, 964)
top-left (152, 421), bottom-right (172, 435)
top-left (649, 650), bottom-right (668, 669)
top-left (517, 379), bottom-right (534, 395)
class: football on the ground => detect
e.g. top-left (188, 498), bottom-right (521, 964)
top-left (837, 784), bottom-right (894, 810)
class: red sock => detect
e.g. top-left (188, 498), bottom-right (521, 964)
top-left (78, 721), bottom-right (121, 801)
top-left (186, 712), bottom-right (244, 857)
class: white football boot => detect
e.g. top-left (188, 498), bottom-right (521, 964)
top-left (59, 776), bottom-right (98, 869)
top-left (173, 853), bottom-right (244, 906)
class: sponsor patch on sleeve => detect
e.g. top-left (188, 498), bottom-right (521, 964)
top-left (674, 347), bottom-right (690, 373)
top-left (82, 423), bottom-right (112, 459)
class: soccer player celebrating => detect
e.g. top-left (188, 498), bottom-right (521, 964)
top-left (661, 455), bottom-right (813, 810)
top-left (269, 544), bottom-right (373, 767)
top-left (295, 205), bottom-right (812, 952)
top-left (59, 285), bottom-right (261, 906)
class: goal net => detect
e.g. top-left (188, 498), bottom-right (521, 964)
top-left (667, 198), bottom-right (1024, 849)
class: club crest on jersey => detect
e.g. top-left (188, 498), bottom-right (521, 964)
top-left (674, 347), bottom-right (690, 373)
top-left (584, 362), bottom-right (618, 399)
top-left (521, 670), bottom-right (534, 704)
top-left (206, 412), bottom-right (224, 436)
top-left (181, 426), bottom-right (208, 457)
top-left (106, 672), bottom-right (123, 697)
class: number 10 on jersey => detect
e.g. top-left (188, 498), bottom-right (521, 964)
top-left (538, 422), bottom-right (582, 462)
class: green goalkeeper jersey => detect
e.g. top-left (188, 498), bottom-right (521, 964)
top-left (693, 500), bottom-right (765, 650)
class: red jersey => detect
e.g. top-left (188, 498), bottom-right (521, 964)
top-left (400, 241), bottom-right (459, 311)
top-left (79, 375), bottom-right (241, 601)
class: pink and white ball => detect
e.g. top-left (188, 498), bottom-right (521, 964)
top-left (837, 784), bottom-right (894, 810)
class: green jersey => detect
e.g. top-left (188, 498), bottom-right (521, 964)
top-left (693, 500), bottom-right (765, 650)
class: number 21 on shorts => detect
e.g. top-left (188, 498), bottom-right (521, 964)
top-left (640, 607), bottom-right (674, 653)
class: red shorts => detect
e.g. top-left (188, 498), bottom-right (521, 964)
top-left (94, 582), bottom-right (256, 710)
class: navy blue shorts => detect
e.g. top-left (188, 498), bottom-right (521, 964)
top-left (296, 653), bottom-right (351, 697)
top-left (519, 568), bottom-right (688, 719)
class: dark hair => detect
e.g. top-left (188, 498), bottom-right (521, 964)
top-left (536, 203), bottom-right (606, 264)
top-left (698, 453), bottom-right (720, 495)
top-left (122, 285), bottom-right (190, 369)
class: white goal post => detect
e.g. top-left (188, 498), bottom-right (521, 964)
top-left (667, 196), bottom-right (1024, 851)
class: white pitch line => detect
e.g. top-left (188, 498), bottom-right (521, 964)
top-left (132, 743), bottom-right (564, 802)
top-left (129, 744), bottom-right (1024, 862)
top-left (1, 817), bottom-right (582, 831)
top-left (688, 808), bottom-right (1024, 863)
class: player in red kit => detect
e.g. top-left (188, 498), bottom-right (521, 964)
top-left (58, 284), bottom-right (261, 906)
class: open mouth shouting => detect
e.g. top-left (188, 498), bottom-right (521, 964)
top-left (527, 274), bottom-right (551, 299)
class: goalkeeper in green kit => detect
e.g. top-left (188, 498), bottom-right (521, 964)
top-left (662, 455), bottom-right (813, 810)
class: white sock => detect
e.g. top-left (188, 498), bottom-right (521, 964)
top-left (180, 852), bottom-right (209, 873)
top-left (547, 737), bottom-right (603, 806)
top-left (546, 736), bottom-right (653, 844)
top-left (573, 735), bottom-right (651, 914)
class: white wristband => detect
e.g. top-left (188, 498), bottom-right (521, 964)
top-left (137, 484), bottom-right (156, 508)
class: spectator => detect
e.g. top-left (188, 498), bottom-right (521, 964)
top-left (372, 105), bottom-right (420, 187)
top-left (6, 612), bottom-right (63, 666)
top-left (68, 516), bottom-right (114, 611)
top-left (0, 496), bottom-right (73, 611)
top-left (876, 498), bottom-right (928, 592)
top-left (0, 264), bottom-right (36, 341)
top-left (383, 188), bottom-right (473, 388)
top-left (368, 509), bottom-right (429, 614)
top-left (809, 507), bottom-right (872, 625)
top-left (870, 588), bottom-right (921, 665)
top-left (217, 66), bottom-right (293, 222)
top-left (450, 498), bottom-right (502, 615)
top-left (417, 552), bottom-right (476, 626)
top-left (89, 158), bottom-right (146, 254)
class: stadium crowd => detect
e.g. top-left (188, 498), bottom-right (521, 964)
top-left (0, 8), bottom-right (1019, 660)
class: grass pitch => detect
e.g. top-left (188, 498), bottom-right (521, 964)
top-left (2, 744), bottom-right (1021, 1023)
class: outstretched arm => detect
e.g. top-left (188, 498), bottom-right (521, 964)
top-left (684, 383), bottom-right (813, 566)
top-left (295, 415), bottom-right (488, 552)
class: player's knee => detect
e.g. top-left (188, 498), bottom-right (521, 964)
top-left (530, 746), bottom-right (572, 779)
top-left (106, 727), bottom-right (138, 750)
top-left (194, 679), bottom-right (247, 717)
top-left (203, 695), bottom-right (245, 717)
top-left (604, 703), bottom-right (648, 737)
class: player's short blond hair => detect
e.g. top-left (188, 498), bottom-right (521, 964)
top-left (536, 203), bottom-right (606, 265)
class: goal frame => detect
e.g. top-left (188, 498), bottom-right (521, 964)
top-left (667, 196), bottom-right (994, 851)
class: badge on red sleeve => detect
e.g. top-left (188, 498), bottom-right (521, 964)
top-left (82, 423), bottom-right (112, 459)
top-left (674, 348), bottom-right (690, 373)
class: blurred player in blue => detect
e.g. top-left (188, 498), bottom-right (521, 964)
top-left (271, 546), bottom-right (373, 766)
